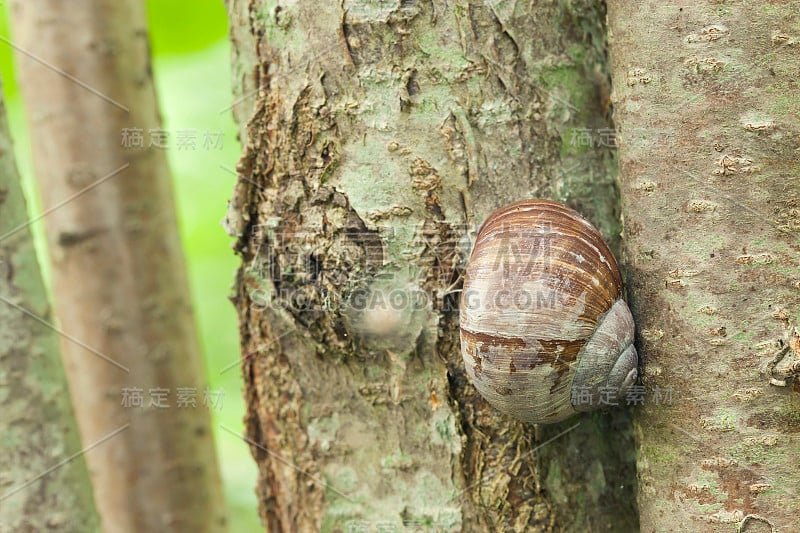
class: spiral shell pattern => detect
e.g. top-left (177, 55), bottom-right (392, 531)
top-left (459, 200), bottom-right (638, 424)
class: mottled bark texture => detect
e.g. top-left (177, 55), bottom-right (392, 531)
top-left (10, 1), bottom-right (227, 531)
top-left (0, 89), bottom-right (100, 532)
top-left (607, 1), bottom-right (800, 531)
top-left (227, 0), bottom-right (639, 530)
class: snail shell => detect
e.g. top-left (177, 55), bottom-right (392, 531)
top-left (459, 200), bottom-right (638, 424)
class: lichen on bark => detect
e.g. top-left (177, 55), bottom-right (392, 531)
top-left (0, 91), bottom-right (100, 532)
top-left (226, 0), bottom-right (636, 530)
top-left (608, 1), bottom-right (800, 530)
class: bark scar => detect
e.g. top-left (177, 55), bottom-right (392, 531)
top-left (339, 0), bottom-right (356, 67)
top-left (57, 227), bottom-right (108, 247)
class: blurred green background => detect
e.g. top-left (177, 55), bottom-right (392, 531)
top-left (0, 1), bottom-right (260, 530)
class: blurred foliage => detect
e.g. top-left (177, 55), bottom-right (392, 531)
top-left (147, 0), bottom-right (229, 55)
top-left (0, 1), bottom-right (259, 530)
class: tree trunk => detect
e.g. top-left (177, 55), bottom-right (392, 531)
top-left (607, 1), bottom-right (800, 531)
top-left (0, 90), bottom-right (100, 531)
top-left (10, 1), bottom-right (227, 531)
top-left (226, 0), bottom-right (637, 530)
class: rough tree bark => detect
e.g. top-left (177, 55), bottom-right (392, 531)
top-left (0, 88), bottom-right (100, 532)
top-left (226, 0), bottom-right (637, 530)
top-left (10, 1), bottom-right (227, 531)
top-left (607, 1), bottom-right (800, 531)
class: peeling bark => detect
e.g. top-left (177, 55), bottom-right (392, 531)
top-left (226, 0), bottom-right (637, 530)
top-left (608, 1), bottom-right (800, 531)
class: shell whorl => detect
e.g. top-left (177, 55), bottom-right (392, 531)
top-left (459, 199), bottom-right (637, 424)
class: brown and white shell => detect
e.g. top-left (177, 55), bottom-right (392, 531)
top-left (459, 200), bottom-right (638, 424)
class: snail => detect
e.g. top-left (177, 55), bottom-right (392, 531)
top-left (459, 199), bottom-right (638, 424)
